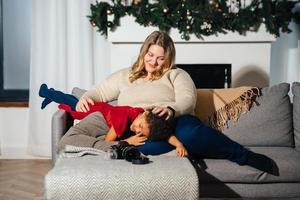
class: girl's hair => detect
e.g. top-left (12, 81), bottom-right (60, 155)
top-left (144, 110), bottom-right (174, 141)
top-left (129, 31), bottom-right (176, 83)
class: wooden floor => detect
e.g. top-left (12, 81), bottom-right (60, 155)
top-left (0, 159), bottom-right (299, 200)
top-left (0, 159), bottom-right (52, 200)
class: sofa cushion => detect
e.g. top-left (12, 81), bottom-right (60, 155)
top-left (194, 147), bottom-right (300, 183)
top-left (292, 82), bottom-right (300, 148)
top-left (200, 183), bottom-right (300, 198)
top-left (222, 83), bottom-right (293, 147)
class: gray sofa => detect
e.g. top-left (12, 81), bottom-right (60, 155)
top-left (46, 82), bottom-right (300, 199)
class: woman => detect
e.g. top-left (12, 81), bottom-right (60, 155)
top-left (60, 31), bottom-right (277, 174)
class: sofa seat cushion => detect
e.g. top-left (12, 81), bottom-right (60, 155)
top-left (45, 154), bottom-right (199, 200)
top-left (194, 147), bottom-right (300, 183)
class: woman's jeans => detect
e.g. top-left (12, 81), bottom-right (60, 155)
top-left (138, 114), bottom-right (249, 165)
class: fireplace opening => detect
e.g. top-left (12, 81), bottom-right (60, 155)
top-left (177, 64), bottom-right (231, 89)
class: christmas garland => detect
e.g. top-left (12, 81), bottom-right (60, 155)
top-left (88, 0), bottom-right (300, 40)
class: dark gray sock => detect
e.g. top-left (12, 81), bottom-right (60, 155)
top-left (40, 86), bottom-right (54, 109)
top-left (246, 151), bottom-right (279, 176)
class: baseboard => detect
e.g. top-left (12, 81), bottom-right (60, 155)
top-left (0, 146), bottom-right (50, 159)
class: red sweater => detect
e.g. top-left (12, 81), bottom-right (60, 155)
top-left (58, 102), bottom-right (144, 137)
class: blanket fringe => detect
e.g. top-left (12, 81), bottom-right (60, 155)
top-left (208, 87), bottom-right (261, 131)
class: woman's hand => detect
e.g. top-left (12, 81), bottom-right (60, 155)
top-left (124, 133), bottom-right (147, 146)
top-left (175, 145), bottom-right (188, 157)
top-left (152, 106), bottom-right (174, 120)
top-left (76, 97), bottom-right (95, 112)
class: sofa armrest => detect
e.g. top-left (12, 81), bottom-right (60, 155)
top-left (51, 109), bottom-right (73, 164)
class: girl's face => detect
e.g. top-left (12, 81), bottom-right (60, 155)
top-left (143, 45), bottom-right (165, 75)
top-left (130, 112), bottom-right (150, 137)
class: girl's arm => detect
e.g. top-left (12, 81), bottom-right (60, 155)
top-left (105, 127), bottom-right (118, 144)
top-left (105, 127), bottom-right (147, 146)
top-left (168, 135), bottom-right (188, 157)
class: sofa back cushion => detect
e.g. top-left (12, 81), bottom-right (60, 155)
top-left (72, 87), bottom-right (86, 99)
top-left (292, 82), bottom-right (300, 148)
top-left (195, 83), bottom-right (294, 147)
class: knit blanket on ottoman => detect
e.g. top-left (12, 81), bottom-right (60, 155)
top-left (45, 146), bottom-right (199, 200)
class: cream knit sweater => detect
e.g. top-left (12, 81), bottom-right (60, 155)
top-left (82, 67), bottom-right (197, 116)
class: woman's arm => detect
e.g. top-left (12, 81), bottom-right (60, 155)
top-left (168, 135), bottom-right (188, 157)
top-left (151, 69), bottom-right (197, 119)
top-left (77, 68), bottom-right (129, 112)
top-left (168, 69), bottom-right (197, 116)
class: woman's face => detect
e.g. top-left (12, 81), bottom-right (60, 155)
top-left (143, 44), bottom-right (165, 75)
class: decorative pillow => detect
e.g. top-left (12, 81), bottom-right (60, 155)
top-left (225, 83), bottom-right (293, 147)
top-left (195, 83), bottom-right (294, 147)
top-left (292, 82), bottom-right (300, 148)
top-left (195, 87), bottom-right (260, 131)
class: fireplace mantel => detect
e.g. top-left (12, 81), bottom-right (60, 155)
top-left (108, 16), bottom-right (275, 43)
top-left (107, 16), bottom-right (276, 87)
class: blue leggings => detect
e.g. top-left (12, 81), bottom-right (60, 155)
top-left (138, 114), bottom-right (249, 165)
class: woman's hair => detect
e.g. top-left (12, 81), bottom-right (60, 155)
top-left (129, 31), bottom-right (176, 82)
top-left (144, 110), bottom-right (175, 141)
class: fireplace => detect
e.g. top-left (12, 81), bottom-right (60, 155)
top-left (177, 64), bottom-right (231, 89)
top-left (107, 16), bottom-right (275, 87)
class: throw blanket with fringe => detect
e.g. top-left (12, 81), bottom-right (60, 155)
top-left (195, 87), bottom-right (260, 131)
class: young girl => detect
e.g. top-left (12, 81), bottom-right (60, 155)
top-left (39, 83), bottom-right (188, 157)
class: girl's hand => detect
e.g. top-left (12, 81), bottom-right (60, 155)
top-left (152, 106), bottom-right (174, 120)
top-left (76, 97), bottom-right (94, 112)
top-left (124, 133), bottom-right (147, 146)
top-left (175, 145), bottom-right (188, 157)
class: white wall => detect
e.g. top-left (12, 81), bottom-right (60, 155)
top-left (0, 108), bottom-right (34, 158)
top-left (270, 22), bottom-right (300, 85)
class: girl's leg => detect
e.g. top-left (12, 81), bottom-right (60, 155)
top-left (174, 115), bottom-right (249, 165)
top-left (39, 84), bottom-right (78, 110)
top-left (58, 112), bottom-right (112, 152)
